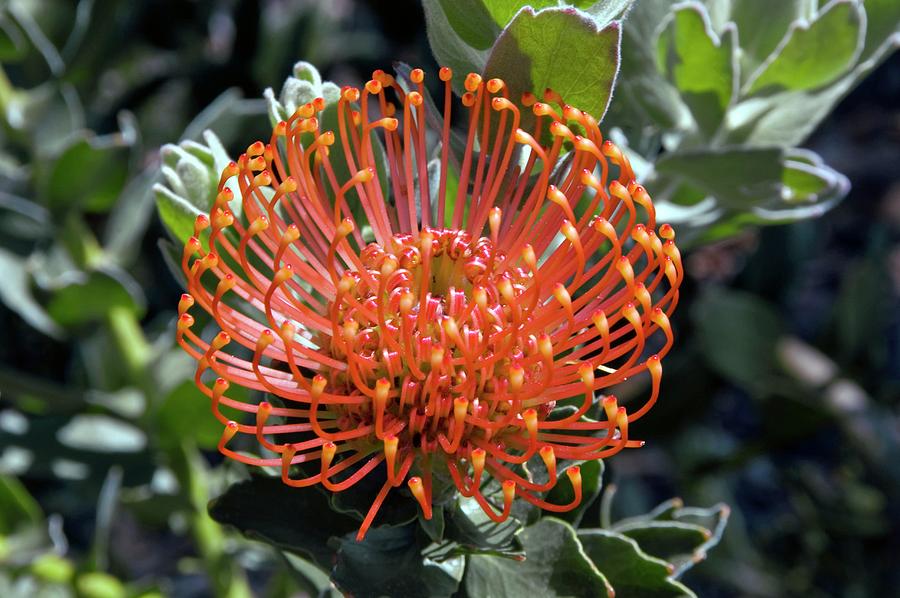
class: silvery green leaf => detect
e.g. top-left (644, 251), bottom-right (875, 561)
top-left (421, 0), bottom-right (490, 95)
top-left (656, 2), bottom-right (738, 138)
top-left (744, 0), bottom-right (865, 95)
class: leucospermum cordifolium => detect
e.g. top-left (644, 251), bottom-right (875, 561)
top-left (176, 66), bottom-right (682, 540)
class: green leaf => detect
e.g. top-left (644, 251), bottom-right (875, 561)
top-left (655, 147), bottom-right (783, 210)
top-left (480, 0), bottom-right (634, 30)
top-left (693, 288), bottom-right (781, 394)
top-left (154, 183), bottom-right (204, 244)
top-left (422, 0), bottom-right (491, 93)
top-left (44, 135), bottom-right (130, 214)
top-left (582, 0), bottom-right (636, 27)
top-left (0, 248), bottom-right (62, 338)
top-left (544, 458), bottom-right (603, 526)
top-left (745, 0), bottom-right (865, 94)
top-left (328, 466), bottom-right (418, 528)
top-left (616, 521), bottom-right (710, 575)
top-left (46, 267), bottom-right (144, 327)
top-left (483, 7), bottom-right (621, 123)
top-left (437, 0), bottom-right (499, 50)
top-left (729, 0), bottom-right (807, 75)
top-left (465, 518), bottom-right (613, 598)
top-left (858, 0), bottom-right (900, 64)
top-left (0, 475), bottom-right (44, 535)
top-left (208, 474), bottom-right (358, 570)
top-left (0, 13), bottom-right (27, 61)
top-left (424, 495), bottom-right (524, 560)
top-left (332, 524), bottom-right (464, 598)
top-left (579, 529), bottom-right (695, 597)
top-left (656, 2), bottom-right (736, 137)
top-left (156, 380), bottom-right (226, 451)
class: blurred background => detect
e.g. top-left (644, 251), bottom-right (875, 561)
top-left (0, 0), bottom-right (898, 596)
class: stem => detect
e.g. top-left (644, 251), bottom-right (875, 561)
top-left (104, 304), bottom-right (151, 383)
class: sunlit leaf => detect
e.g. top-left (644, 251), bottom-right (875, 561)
top-left (483, 7), bottom-right (621, 125)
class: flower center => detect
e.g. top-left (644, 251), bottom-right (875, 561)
top-left (324, 227), bottom-right (550, 450)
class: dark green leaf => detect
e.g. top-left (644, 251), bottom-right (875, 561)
top-left (483, 7), bottom-right (621, 124)
top-left (332, 523), bottom-right (463, 598)
top-left (465, 518), bottom-right (613, 598)
top-left (208, 474), bottom-right (358, 570)
top-left (44, 135), bottom-right (130, 214)
top-left (0, 14), bottom-right (27, 61)
top-left (424, 495), bottom-right (524, 560)
top-left (328, 466), bottom-right (419, 528)
top-left (156, 380), bottom-right (226, 451)
top-left (617, 521), bottom-right (710, 574)
top-left (545, 458), bottom-right (603, 526)
top-left (0, 475), bottom-right (44, 534)
top-left (46, 267), bottom-right (144, 327)
top-left (693, 288), bottom-right (781, 394)
top-left (579, 529), bottom-right (695, 597)
top-left (858, 0), bottom-right (900, 64)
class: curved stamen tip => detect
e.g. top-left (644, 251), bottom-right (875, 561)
top-left (464, 73), bottom-right (482, 92)
top-left (439, 66), bottom-right (453, 81)
top-left (486, 78), bottom-right (505, 94)
top-left (408, 476), bottom-right (432, 518)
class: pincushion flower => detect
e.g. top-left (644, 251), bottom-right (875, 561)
top-left (176, 67), bottom-right (682, 540)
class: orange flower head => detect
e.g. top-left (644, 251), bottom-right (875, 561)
top-left (176, 67), bottom-right (682, 540)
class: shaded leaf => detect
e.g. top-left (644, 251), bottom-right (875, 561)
top-left (424, 495), bottom-right (523, 561)
top-left (0, 248), bottom-right (62, 338)
top-left (693, 288), bottom-right (781, 394)
top-left (465, 518), bottom-right (613, 598)
top-left (0, 475), bottom-right (44, 534)
top-left (156, 380), bottom-right (226, 451)
top-left (154, 183), bottom-right (204, 244)
top-left (616, 521), bottom-right (710, 575)
top-left (208, 474), bottom-right (358, 570)
top-left (44, 134), bottom-right (130, 214)
top-left (579, 528), bottom-right (695, 597)
top-left (422, 0), bottom-right (490, 93)
top-left (545, 458), bottom-right (603, 526)
top-left (46, 267), bottom-right (144, 327)
top-left (655, 147), bottom-right (783, 210)
top-left (332, 523), bottom-right (463, 598)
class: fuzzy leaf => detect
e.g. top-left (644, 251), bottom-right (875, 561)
top-left (424, 495), bottom-right (524, 561)
top-left (745, 0), bottom-right (865, 94)
top-left (332, 524), bottom-right (463, 598)
top-left (483, 7), bottom-right (621, 124)
top-left (579, 529), bottom-right (695, 597)
top-left (422, 0), bottom-right (490, 93)
top-left (208, 474), bottom-right (358, 570)
top-left (656, 2), bottom-right (736, 137)
top-left (465, 518), bottom-right (613, 597)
